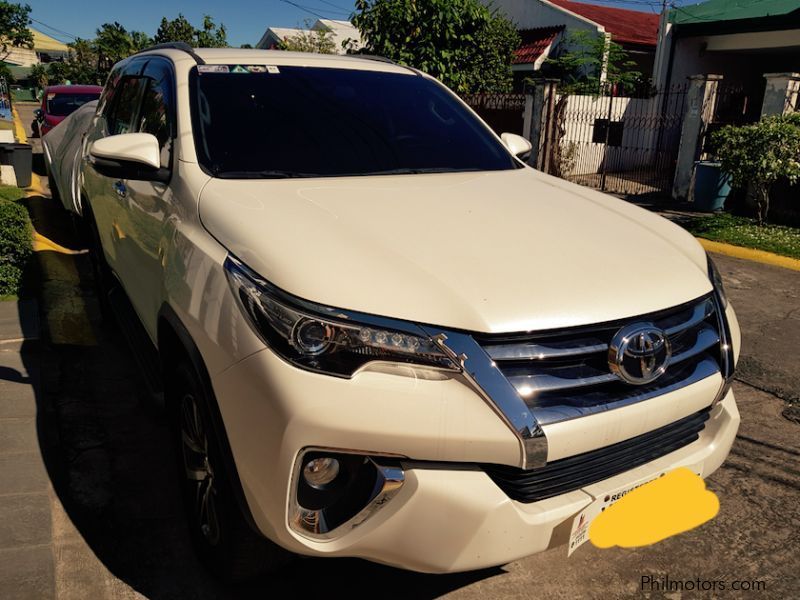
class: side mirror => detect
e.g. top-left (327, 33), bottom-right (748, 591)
top-left (33, 108), bottom-right (43, 120)
top-left (501, 132), bottom-right (533, 161)
top-left (89, 133), bottom-right (169, 183)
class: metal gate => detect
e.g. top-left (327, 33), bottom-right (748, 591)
top-left (545, 83), bottom-right (688, 197)
top-left (463, 93), bottom-right (526, 136)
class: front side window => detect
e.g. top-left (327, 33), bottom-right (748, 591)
top-left (190, 66), bottom-right (518, 178)
top-left (138, 60), bottom-right (175, 168)
top-left (107, 77), bottom-right (146, 136)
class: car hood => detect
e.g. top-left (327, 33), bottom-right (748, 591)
top-left (199, 168), bottom-right (712, 333)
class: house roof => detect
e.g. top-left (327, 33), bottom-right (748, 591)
top-left (670, 0), bottom-right (800, 25)
top-left (549, 0), bottom-right (660, 46)
top-left (514, 26), bottom-right (564, 64)
top-left (31, 28), bottom-right (69, 53)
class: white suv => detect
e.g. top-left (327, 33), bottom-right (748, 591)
top-left (75, 45), bottom-right (740, 580)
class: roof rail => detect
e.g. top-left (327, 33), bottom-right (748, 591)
top-left (350, 54), bottom-right (396, 65)
top-left (135, 42), bottom-right (206, 65)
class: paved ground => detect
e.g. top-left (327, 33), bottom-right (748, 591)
top-left (1, 108), bottom-right (798, 598)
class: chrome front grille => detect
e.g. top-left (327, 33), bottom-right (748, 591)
top-left (476, 295), bottom-right (724, 426)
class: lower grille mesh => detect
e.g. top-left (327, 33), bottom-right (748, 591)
top-left (482, 408), bottom-right (711, 503)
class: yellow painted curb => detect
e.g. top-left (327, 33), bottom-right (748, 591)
top-left (26, 172), bottom-right (46, 196)
top-left (12, 107), bottom-right (28, 144)
top-left (697, 238), bottom-right (800, 272)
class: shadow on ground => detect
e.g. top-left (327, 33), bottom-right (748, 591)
top-left (17, 180), bottom-right (500, 598)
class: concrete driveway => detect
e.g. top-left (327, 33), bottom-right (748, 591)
top-left (2, 125), bottom-right (798, 599)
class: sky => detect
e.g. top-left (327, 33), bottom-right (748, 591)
top-left (27, 0), bottom-right (677, 49)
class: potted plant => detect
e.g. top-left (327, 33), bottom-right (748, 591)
top-left (710, 114), bottom-right (800, 224)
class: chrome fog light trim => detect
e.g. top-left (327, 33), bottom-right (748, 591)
top-left (289, 449), bottom-right (405, 541)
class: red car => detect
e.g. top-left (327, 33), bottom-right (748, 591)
top-left (33, 84), bottom-right (103, 137)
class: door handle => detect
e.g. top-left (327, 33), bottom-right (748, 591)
top-left (113, 180), bottom-right (127, 199)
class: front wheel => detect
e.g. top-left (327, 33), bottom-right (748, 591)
top-left (169, 361), bottom-right (292, 582)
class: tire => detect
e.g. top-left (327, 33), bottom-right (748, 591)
top-left (168, 361), bottom-right (292, 582)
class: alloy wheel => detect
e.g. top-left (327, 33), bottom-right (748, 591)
top-left (180, 393), bottom-right (221, 546)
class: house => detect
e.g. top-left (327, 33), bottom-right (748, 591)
top-left (1, 28), bottom-right (70, 67)
top-left (490, 0), bottom-right (660, 86)
top-left (653, 0), bottom-right (800, 120)
top-left (1, 28), bottom-right (70, 82)
top-left (256, 19), bottom-right (362, 54)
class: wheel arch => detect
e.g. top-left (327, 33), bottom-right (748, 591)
top-left (157, 303), bottom-right (265, 537)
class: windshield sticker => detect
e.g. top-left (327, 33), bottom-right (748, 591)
top-left (197, 65), bottom-right (230, 74)
top-left (266, 65), bottom-right (280, 74)
top-left (247, 65), bottom-right (267, 73)
top-left (231, 65), bottom-right (249, 74)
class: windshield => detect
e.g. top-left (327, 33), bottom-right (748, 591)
top-left (190, 65), bottom-right (519, 178)
top-left (46, 93), bottom-right (101, 117)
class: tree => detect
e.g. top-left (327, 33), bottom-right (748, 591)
top-left (0, 61), bottom-right (14, 84)
top-left (95, 22), bottom-right (135, 73)
top-left (30, 62), bottom-right (48, 89)
top-left (240, 43), bottom-right (253, 49)
top-left (45, 60), bottom-right (69, 84)
top-left (154, 14), bottom-right (227, 48)
top-left (195, 15), bottom-right (227, 48)
top-left (130, 31), bottom-right (153, 52)
top-left (279, 21), bottom-right (336, 54)
top-left (0, 2), bottom-right (32, 56)
top-left (351, 0), bottom-right (519, 94)
top-left (154, 15), bottom-right (196, 45)
top-left (542, 30), bottom-right (642, 95)
top-left (711, 114), bottom-right (800, 224)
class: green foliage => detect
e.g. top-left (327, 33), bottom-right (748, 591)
top-left (0, 61), bottom-right (15, 84)
top-left (684, 212), bottom-right (800, 259)
top-left (95, 22), bottom-right (136, 73)
top-left (351, 0), bottom-right (520, 94)
top-left (0, 1), bottom-right (32, 53)
top-left (0, 194), bottom-right (32, 296)
top-left (711, 114), bottom-right (800, 224)
top-left (154, 14), bottom-right (227, 48)
top-left (30, 62), bottom-right (48, 89)
top-left (542, 30), bottom-right (642, 94)
top-left (279, 20), bottom-right (336, 54)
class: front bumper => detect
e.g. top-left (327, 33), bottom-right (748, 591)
top-left (211, 339), bottom-right (740, 573)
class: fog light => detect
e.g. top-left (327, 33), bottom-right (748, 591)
top-left (303, 457), bottom-right (340, 489)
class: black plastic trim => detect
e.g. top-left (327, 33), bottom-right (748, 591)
top-left (135, 42), bottom-right (206, 65)
top-left (482, 407), bottom-right (712, 503)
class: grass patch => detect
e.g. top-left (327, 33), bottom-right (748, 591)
top-left (0, 185), bottom-right (24, 202)
top-left (683, 212), bottom-right (800, 259)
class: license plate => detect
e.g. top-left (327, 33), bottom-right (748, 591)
top-left (567, 463), bottom-right (702, 556)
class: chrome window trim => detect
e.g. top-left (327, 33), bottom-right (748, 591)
top-left (288, 448), bottom-right (406, 541)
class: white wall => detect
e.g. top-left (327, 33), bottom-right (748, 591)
top-left (558, 92), bottom-right (684, 176)
top-left (490, 0), bottom-right (601, 34)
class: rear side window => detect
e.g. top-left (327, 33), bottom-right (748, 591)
top-left (107, 77), bottom-right (146, 136)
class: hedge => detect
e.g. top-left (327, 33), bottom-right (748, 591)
top-left (0, 196), bottom-right (33, 296)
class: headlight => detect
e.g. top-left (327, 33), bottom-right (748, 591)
top-left (224, 255), bottom-right (457, 377)
top-left (707, 255), bottom-right (728, 309)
